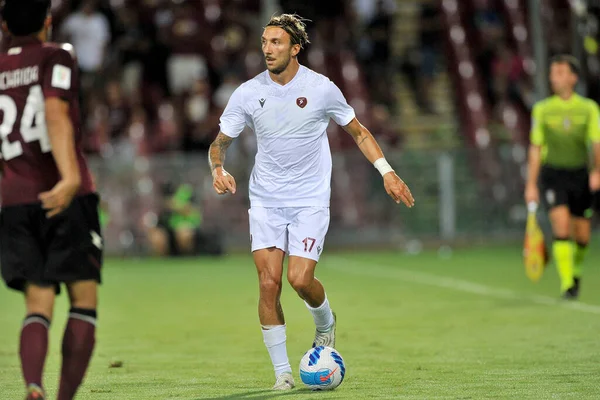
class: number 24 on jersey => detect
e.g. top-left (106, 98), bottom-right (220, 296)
top-left (0, 84), bottom-right (51, 160)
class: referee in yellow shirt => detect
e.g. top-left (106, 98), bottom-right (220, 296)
top-left (525, 55), bottom-right (600, 299)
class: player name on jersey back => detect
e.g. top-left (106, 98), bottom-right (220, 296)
top-left (0, 66), bottom-right (39, 90)
top-left (0, 37), bottom-right (95, 207)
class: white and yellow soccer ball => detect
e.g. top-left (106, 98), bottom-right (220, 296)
top-left (299, 346), bottom-right (346, 390)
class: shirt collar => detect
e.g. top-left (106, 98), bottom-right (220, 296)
top-left (267, 64), bottom-right (304, 88)
top-left (7, 36), bottom-right (42, 50)
top-left (554, 93), bottom-right (579, 105)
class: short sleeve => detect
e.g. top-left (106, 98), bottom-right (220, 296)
top-left (587, 100), bottom-right (600, 143)
top-left (324, 80), bottom-right (355, 126)
top-left (219, 86), bottom-right (247, 138)
top-left (42, 48), bottom-right (77, 101)
top-left (530, 103), bottom-right (544, 146)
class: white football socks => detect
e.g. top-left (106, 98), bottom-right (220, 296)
top-left (262, 324), bottom-right (292, 378)
top-left (305, 295), bottom-right (334, 333)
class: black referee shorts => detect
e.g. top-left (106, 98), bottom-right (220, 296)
top-left (539, 166), bottom-right (592, 218)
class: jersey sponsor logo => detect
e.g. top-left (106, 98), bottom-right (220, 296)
top-left (51, 64), bottom-right (71, 90)
top-left (563, 117), bottom-right (571, 130)
top-left (296, 97), bottom-right (307, 108)
top-left (259, 98), bottom-right (266, 108)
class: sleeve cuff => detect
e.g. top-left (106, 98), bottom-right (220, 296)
top-left (337, 112), bottom-right (356, 127)
top-left (218, 126), bottom-right (241, 139)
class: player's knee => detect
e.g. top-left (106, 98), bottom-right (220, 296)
top-left (25, 284), bottom-right (55, 319)
top-left (70, 294), bottom-right (97, 310)
top-left (572, 220), bottom-right (591, 243)
top-left (258, 274), bottom-right (282, 295)
top-left (287, 273), bottom-right (313, 294)
top-left (25, 304), bottom-right (54, 321)
top-left (551, 223), bottom-right (570, 238)
top-left (67, 281), bottom-right (98, 310)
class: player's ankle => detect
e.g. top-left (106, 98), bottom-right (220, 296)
top-left (275, 368), bottom-right (292, 376)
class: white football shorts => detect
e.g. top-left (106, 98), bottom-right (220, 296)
top-left (248, 207), bottom-right (330, 261)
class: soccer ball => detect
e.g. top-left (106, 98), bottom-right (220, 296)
top-left (299, 346), bottom-right (345, 390)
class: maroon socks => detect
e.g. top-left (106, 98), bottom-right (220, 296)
top-left (57, 308), bottom-right (97, 400)
top-left (20, 314), bottom-right (50, 391)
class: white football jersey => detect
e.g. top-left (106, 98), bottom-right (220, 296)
top-left (219, 65), bottom-right (355, 207)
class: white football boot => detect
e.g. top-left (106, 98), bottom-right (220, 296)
top-left (312, 311), bottom-right (336, 348)
top-left (272, 371), bottom-right (295, 390)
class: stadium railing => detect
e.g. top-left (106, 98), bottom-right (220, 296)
top-left (90, 147), bottom-right (531, 257)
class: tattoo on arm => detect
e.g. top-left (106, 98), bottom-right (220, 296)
top-left (209, 133), bottom-right (234, 170)
top-left (343, 118), bottom-right (375, 148)
top-left (357, 135), bottom-right (368, 146)
top-left (347, 124), bottom-right (369, 146)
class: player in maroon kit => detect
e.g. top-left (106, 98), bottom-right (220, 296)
top-left (0, 1), bottom-right (102, 399)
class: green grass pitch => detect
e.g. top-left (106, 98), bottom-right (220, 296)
top-left (1, 245), bottom-right (600, 399)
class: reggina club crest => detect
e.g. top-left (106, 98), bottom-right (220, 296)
top-left (296, 97), bottom-right (307, 108)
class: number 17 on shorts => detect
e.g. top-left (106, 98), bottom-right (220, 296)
top-left (249, 207), bottom-right (330, 261)
top-left (302, 237), bottom-right (317, 252)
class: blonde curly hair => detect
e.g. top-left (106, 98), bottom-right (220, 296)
top-left (265, 13), bottom-right (311, 49)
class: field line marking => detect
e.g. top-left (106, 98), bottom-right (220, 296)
top-left (325, 256), bottom-right (600, 315)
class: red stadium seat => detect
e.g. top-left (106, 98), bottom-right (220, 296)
top-left (441, 0), bottom-right (508, 186)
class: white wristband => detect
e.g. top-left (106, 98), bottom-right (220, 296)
top-left (373, 157), bottom-right (394, 176)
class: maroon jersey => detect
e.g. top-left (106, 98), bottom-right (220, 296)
top-left (0, 36), bottom-right (94, 207)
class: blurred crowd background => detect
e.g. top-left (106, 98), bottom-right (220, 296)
top-left (2, 0), bottom-right (599, 256)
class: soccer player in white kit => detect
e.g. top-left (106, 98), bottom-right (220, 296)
top-left (208, 14), bottom-right (415, 390)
